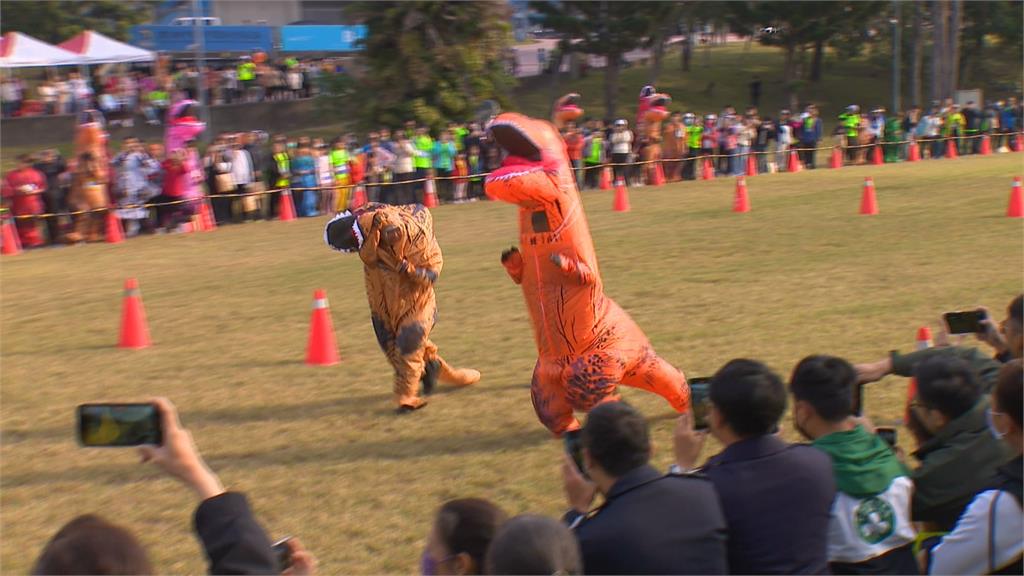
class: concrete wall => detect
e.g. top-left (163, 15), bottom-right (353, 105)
top-left (1, 99), bottom-right (336, 153)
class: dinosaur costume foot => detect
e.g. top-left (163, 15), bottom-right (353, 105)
top-left (395, 397), bottom-right (428, 415)
top-left (437, 358), bottom-right (481, 387)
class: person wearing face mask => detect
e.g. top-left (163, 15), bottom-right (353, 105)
top-left (926, 360), bottom-right (1023, 575)
top-left (903, 356), bottom-right (1012, 532)
top-left (789, 355), bottom-right (919, 575)
top-left (421, 498), bottom-right (507, 575)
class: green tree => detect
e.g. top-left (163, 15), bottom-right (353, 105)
top-left (0, 1), bottom-right (151, 44)
top-left (342, 1), bottom-right (514, 130)
top-left (530, 0), bottom-right (654, 119)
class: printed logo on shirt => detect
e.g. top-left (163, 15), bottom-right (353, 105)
top-left (854, 497), bottom-right (896, 544)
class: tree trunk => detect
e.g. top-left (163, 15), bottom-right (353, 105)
top-left (783, 43), bottom-right (798, 110)
top-left (605, 52), bottom-right (620, 119)
top-left (649, 29), bottom-right (665, 85)
top-left (947, 0), bottom-right (961, 97)
top-left (810, 38), bottom-right (824, 82)
top-left (910, 1), bottom-right (923, 105)
top-left (682, 20), bottom-right (693, 71)
top-left (930, 0), bottom-right (945, 101)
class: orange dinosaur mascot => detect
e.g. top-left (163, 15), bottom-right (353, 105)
top-left (636, 86), bottom-right (672, 185)
top-left (485, 106), bottom-right (690, 435)
top-left (324, 203), bottom-right (480, 413)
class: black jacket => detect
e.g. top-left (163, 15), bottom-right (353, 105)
top-left (565, 465), bottom-right (728, 575)
top-left (702, 435), bottom-right (836, 575)
top-left (194, 492), bottom-right (277, 575)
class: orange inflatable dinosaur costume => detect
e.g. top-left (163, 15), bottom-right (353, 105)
top-left (637, 87), bottom-right (672, 185)
top-left (485, 105), bottom-right (690, 435)
top-left (324, 203), bottom-right (480, 412)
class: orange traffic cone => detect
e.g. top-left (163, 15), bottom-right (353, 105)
top-left (745, 154), bottom-right (758, 176)
top-left (279, 189), bottom-right (297, 221)
top-left (612, 177), bottom-right (630, 212)
top-left (1014, 133), bottom-right (1023, 152)
top-left (860, 177), bottom-right (879, 215)
top-left (200, 198), bottom-right (217, 231)
top-left (350, 184), bottom-right (367, 209)
top-left (733, 176), bottom-right (750, 213)
top-left (305, 289), bottom-right (339, 366)
top-left (980, 135), bottom-right (992, 155)
top-left (118, 278), bottom-right (151, 349)
top-left (946, 139), bottom-right (959, 159)
top-left (653, 161), bottom-right (666, 186)
top-left (702, 157), bottom-right (715, 180)
top-left (871, 145), bottom-right (883, 165)
top-left (908, 141), bottom-right (921, 162)
top-left (105, 209), bottom-right (124, 244)
top-left (915, 326), bottom-right (933, 351)
top-left (787, 149), bottom-right (802, 173)
top-left (829, 147), bottom-right (843, 169)
top-left (1, 214), bottom-right (22, 256)
top-left (1008, 176), bottom-right (1023, 218)
top-left (423, 176), bottom-right (439, 208)
top-left (599, 166), bottom-right (613, 190)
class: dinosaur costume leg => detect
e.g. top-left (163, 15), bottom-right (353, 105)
top-left (373, 311), bottom-right (434, 409)
top-left (619, 347), bottom-right (690, 412)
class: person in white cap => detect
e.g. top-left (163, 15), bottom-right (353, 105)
top-left (609, 119), bottom-right (633, 183)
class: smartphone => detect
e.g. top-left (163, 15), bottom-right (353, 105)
top-left (563, 429), bottom-right (589, 479)
top-left (943, 310), bottom-right (986, 334)
top-left (689, 377), bottom-right (712, 431)
top-left (76, 403), bottom-right (162, 447)
top-left (853, 382), bottom-right (865, 417)
top-left (876, 427), bottom-right (898, 448)
top-left (272, 537), bottom-right (293, 572)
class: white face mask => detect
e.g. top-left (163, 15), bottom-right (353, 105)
top-left (987, 408), bottom-right (1007, 441)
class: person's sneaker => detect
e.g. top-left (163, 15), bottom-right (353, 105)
top-left (421, 359), bottom-right (441, 396)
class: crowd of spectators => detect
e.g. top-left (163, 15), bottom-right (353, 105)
top-left (568, 97), bottom-right (1023, 188)
top-left (32, 294), bottom-right (1023, 574)
top-left (0, 56), bottom-right (343, 122)
top-left (2, 96), bottom-right (1023, 250)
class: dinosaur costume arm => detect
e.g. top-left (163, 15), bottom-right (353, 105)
top-left (501, 247), bottom-right (524, 284)
top-left (550, 253), bottom-right (596, 285)
top-left (485, 164), bottom-right (562, 208)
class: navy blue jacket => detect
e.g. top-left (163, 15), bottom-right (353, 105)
top-left (565, 464), bottom-right (728, 575)
top-left (194, 492), bottom-right (277, 575)
top-left (701, 435), bottom-right (835, 575)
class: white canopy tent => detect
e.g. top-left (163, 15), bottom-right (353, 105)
top-left (0, 32), bottom-right (82, 68)
top-left (58, 30), bottom-right (155, 64)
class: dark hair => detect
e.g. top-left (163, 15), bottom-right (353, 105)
top-left (914, 356), bottom-right (982, 420)
top-left (435, 498), bottom-right (508, 573)
top-left (710, 359), bottom-right (787, 437)
top-left (789, 355), bottom-right (856, 422)
top-left (994, 360), bottom-right (1023, 429)
top-left (32, 515), bottom-right (152, 575)
top-left (1009, 294), bottom-right (1023, 326)
top-left (581, 402), bottom-right (650, 477)
top-left (485, 515), bottom-right (582, 575)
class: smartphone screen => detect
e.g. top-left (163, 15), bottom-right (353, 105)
top-left (876, 427), bottom-right (898, 447)
top-left (944, 310), bottom-right (984, 334)
top-left (272, 537), bottom-right (292, 572)
top-left (77, 403), bottom-right (162, 447)
top-left (689, 377), bottom-right (712, 431)
top-left (563, 429), bottom-right (589, 479)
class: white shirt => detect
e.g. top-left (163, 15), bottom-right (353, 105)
top-left (610, 129), bottom-right (633, 154)
top-left (930, 489), bottom-right (1023, 575)
top-left (230, 149), bottom-right (253, 185)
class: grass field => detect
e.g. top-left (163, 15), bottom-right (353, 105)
top-left (2, 153), bottom-right (1022, 573)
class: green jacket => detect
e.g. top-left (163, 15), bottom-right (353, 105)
top-left (910, 400), bottom-right (1012, 530)
top-left (585, 136), bottom-right (603, 165)
top-left (414, 135), bottom-right (433, 169)
top-left (686, 125), bottom-right (703, 149)
top-left (891, 345), bottom-right (1003, 392)
top-left (814, 425), bottom-right (908, 499)
top-left (839, 113), bottom-right (860, 138)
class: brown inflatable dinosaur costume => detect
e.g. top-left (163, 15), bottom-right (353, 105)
top-left (324, 203), bottom-right (480, 412)
top-left (637, 88), bottom-right (672, 185)
top-left (484, 104), bottom-right (691, 435)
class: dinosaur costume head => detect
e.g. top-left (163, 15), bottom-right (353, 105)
top-left (553, 93), bottom-right (583, 127)
top-left (642, 93), bottom-right (672, 125)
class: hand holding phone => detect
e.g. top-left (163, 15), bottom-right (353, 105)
top-left (563, 429), bottom-right (588, 479)
top-left (273, 537), bottom-right (293, 573)
top-left (77, 403), bottom-right (162, 447)
top-left (688, 378), bottom-right (712, 431)
top-left (943, 310), bottom-right (986, 334)
top-left (136, 398), bottom-right (225, 500)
